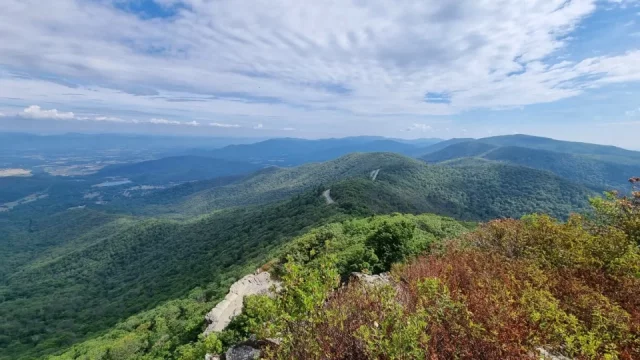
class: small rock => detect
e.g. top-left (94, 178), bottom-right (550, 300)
top-left (223, 338), bottom-right (281, 360)
top-left (204, 354), bottom-right (220, 360)
top-left (537, 347), bottom-right (572, 360)
top-left (224, 345), bottom-right (261, 360)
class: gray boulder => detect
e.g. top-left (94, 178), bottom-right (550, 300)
top-left (224, 344), bottom-right (261, 360)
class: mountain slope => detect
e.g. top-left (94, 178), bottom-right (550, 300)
top-left (331, 157), bottom-right (593, 220)
top-left (407, 138), bottom-right (475, 157)
top-left (483, 146), bottom-right (640, 191)
top-left (127, 152), bottom-right (594, 220)
top-left (421, 141), bottom-right (498, 162)
top-left (0, 152), bottom-right (598, 359)
top-left (47, 213), bottom-right (470, 360)
top-left (96, 156), bottom-right (262, 184)
top-left (0, 191), bottom-right (347, 360)
top-left (421, 140), bottom-right (640, 192)
top-left (480, 134), bottom-right (640, 165)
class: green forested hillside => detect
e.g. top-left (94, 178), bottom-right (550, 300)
top-left (125, 152), bottom-right (594, 219)
top-left (331, 157), bottom-right (593, 220)
top-left (483, 146), bottom-right (640, 191)
top-left (480, 134), bottom-right (640, 165)
top-left (227, 191), bottom-right (639, 360)
top-left (47, 213), bottom-right (472, 360)
top-left (0, 209), bottom-right (127, 280)
top-left (421, 140), bottom-right (640, 192)
top-left (0, 191), bottom-right (346, 360)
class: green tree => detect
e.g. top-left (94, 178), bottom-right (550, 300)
top-left (366, 220), bottom-right (416, 271)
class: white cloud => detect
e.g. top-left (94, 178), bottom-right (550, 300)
top-left (0, 112), bottom-right (5, 117)
top-left (282, 127), bottom-right (295, 131)
top-left (20, 105), bottom-right (75, 120)
top-left (148, 118), bottom-right (179, 125)
top-left (210, 122), bottom-right (240, 128)
top-left (253, 123), bottom-right (264, 129)
top-left (0, 0), bottom-right (639, 130)
top-left (148, 118), bottom-right (199, 126)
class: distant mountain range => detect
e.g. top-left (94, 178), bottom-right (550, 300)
top-left (183, 136), bottom-right (442, 166)
top-left (0, 132), bottom-right (262, 153)
top-left (420, 135), bottom-right (640, 192)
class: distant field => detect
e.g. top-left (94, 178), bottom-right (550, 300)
top-left (0, 168), bottom-right (32, 177)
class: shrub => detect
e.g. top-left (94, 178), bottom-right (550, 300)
top-left (366, 220), bottom-right (416, 272)
top-left (247, 193), bottom-right (640, 359)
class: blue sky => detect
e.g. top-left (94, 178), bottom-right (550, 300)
top-left (0, 0), bottom-right (639, 148)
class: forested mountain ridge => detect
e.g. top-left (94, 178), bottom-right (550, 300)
top-left (111, 152), bottom-right (595, 219)
top-left (187, 137), bottom-right (437, 166)
top-left (479, 134), bottom-right (640, 165)
top-left (422, 138), bottom-right (640, 192)
top-left (330, 156), bottom-right (593, 220)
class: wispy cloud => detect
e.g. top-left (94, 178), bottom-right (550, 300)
top-left (626, 108), bottom-right (640, 116)
top-left (253, 123), bottom-right (264, 130)
top-left (149, 118), bottom-right (199, 126)
top-left (93, 116), bottom-right (129, 123)
top-left (210, 122), bottom-right (241, 128)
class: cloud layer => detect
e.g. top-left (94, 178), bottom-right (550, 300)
top-left (0, 0), bottom-right (639, 136)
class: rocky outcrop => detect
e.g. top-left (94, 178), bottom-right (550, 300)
top-left (349, 272), bottom-right (392, 287)
top-left (203, 271), bottom-right (280, 336)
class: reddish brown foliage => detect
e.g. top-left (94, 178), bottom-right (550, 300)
top-left (398, 249), bottom-right (537, 359)
top-left (264, 204), bottom-right (640, 359)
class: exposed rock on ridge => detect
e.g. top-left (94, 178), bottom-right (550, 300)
top-left (203, 271), bottom-right (280, 336)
